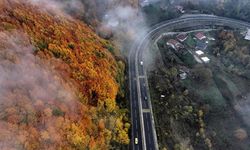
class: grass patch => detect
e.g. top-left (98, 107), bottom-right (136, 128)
top-left (178, 52), bottom-right (197, 67)
top-left (182, 78), bottom-right (226, 108)
top-left (185, 35), bottom-right (196, 48)
top-left (199, 85), bottom-right (226, 108)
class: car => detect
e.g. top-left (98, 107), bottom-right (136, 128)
top-left (135, 138), bottom-right (138, 144)
top-left (145, 96), bottom-right (147, 100)
top-left (140, 61), bottom-right (143, 65)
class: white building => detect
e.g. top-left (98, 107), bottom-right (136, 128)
top-left (180, 72), bottom-right (187, 80)
top-left (195, 50), bottom-right (204, 56)
top-left (245, 29), bottom-right (250, 40)
top-left (201, 57), bottom-right (210, 63)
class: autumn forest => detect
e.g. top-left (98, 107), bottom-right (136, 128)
top-left (0, 0), bottom-right (129, 149)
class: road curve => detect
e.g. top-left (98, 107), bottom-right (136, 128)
top-left (129, 14), bottom-right (250, 150)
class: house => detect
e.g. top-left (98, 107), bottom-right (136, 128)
top-left (195, 50), bottom-right (204, 56)
top-left (167, 39), bottom-right (184, 50)
top-left (180, 72), bottom-right (187, 80)
top-left (176, 33), bottom-right (188, 42)
top-left (245, 29), bottom-right (250, 40)
top-left (208, 37), bottom-right (215, 41)
top-left (175, 5), bottom-right (185, 13)
top-left (179, 68), bottom-right (189, 80)
top-left (195, 32), bottom-right (206, 40)
top-left (179, 66), bottom-right (190, 73)
top-left (201, 57), bottom-right (210, 63)
top-left (196, 41), bottom-right (207, 50)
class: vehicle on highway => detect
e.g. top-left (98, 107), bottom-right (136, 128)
top-left (140, 61), bottom-right (143, 65)
top-left (135, 137), bottom-right (138, 144)
top-left (145, 96), bottom-right (148, 100)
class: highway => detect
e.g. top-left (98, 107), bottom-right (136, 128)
top-left (128, 14), bottom-right (250, 150)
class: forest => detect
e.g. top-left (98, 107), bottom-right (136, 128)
top-left (143, 0), bottom-right (250, 25)
top-left (0, 0), bottom-right (129, 149)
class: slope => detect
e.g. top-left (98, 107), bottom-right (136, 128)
top-left (0, 0), bottom-right (129, 149)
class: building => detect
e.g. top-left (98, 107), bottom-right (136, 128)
top-left (180, 72), bottom-right (187, 80)
top-left (208, 37), bottom-right (215, 41)
top-left (245, 29), bottom-right (250, 40)
top-left (201, 57), bottom-right (210, 63)
top-left (196, 41), bottom-right (207, 50)
top-left (175, 5), bottom-right (185, 13)
top-left (167, 39), bottom-right (184, 50)
top-left (195, 50), bottom-right (204, 56)
top-left (179, 68), bottom-right (188, 80)
top-left (176, 33), bottom-right (188, 42)
top-left (195, 32), bottom-right (206, 40)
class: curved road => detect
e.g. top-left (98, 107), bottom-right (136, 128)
top-left (129, 14), bottom-right (250, 150)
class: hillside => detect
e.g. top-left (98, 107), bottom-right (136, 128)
top-left (0, 0), bottom-right (129, 149)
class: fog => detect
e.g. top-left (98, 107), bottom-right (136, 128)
top-left (24, 0), bottom-right (149, 54)
top-left (100, 4), bottom-right (149, 54)
top-left (25, 0), bottom-right (85, 18)
top-left (0, 31), bottom-right (79, 149)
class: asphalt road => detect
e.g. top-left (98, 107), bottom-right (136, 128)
top-left (129, 44), bottom-right (143, 150)
top-left (129, 14), bottom-right (250, 150)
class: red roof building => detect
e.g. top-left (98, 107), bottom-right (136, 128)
top-left (167, 39), bottom-right (184, 50)
top-left (176, 33), bottom-right (188, 42)
top-left (195, 32), bottom-right (206, 40)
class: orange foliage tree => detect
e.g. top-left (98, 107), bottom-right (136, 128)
top-left (0, 0), bottom-right (129, 149)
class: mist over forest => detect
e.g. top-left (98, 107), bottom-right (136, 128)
top-left (1, 0), bottom-right (250, 150)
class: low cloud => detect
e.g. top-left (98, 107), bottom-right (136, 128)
top-left (26, 0), bottom-right (84, 17)
top-left (100, 5), bottom-right (148, 53)
top-left (0, 31), bottom-right (78, 149)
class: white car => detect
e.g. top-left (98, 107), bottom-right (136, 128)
top-left (145, 96), bottom-right (148, 100)
top-left (135, 138), bottom-right (138, 144)
top-left (140, 61), bottom-right (143, 65)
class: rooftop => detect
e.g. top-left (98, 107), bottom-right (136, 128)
top-left (176, 33), bottom-right (188, 42)
top-left (245, 29), bottom-right (250, 40)
top-left (167, 39), bottom-right (184, 50)
top-left (175, 5), bottom-right (185, 13)
top-left (167, 39), bottom-right (179, 45)
top-left (201, 57), bottom-right (210, 63)
top-left (195, 32), bottom-right (206, 40)
top-left (196, 41), bottom-right (207, 50)
top-left (195, 50), bottom-right (204, 55)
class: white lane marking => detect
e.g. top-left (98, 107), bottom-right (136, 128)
top-left (147, 122), bottom-right (152, 144)
top-left (147, 130), bottom-right (151, 144)
top-left (135, 119), bottom-right (138, 129)
top-left (145, 116), bottom-right (150, 132)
